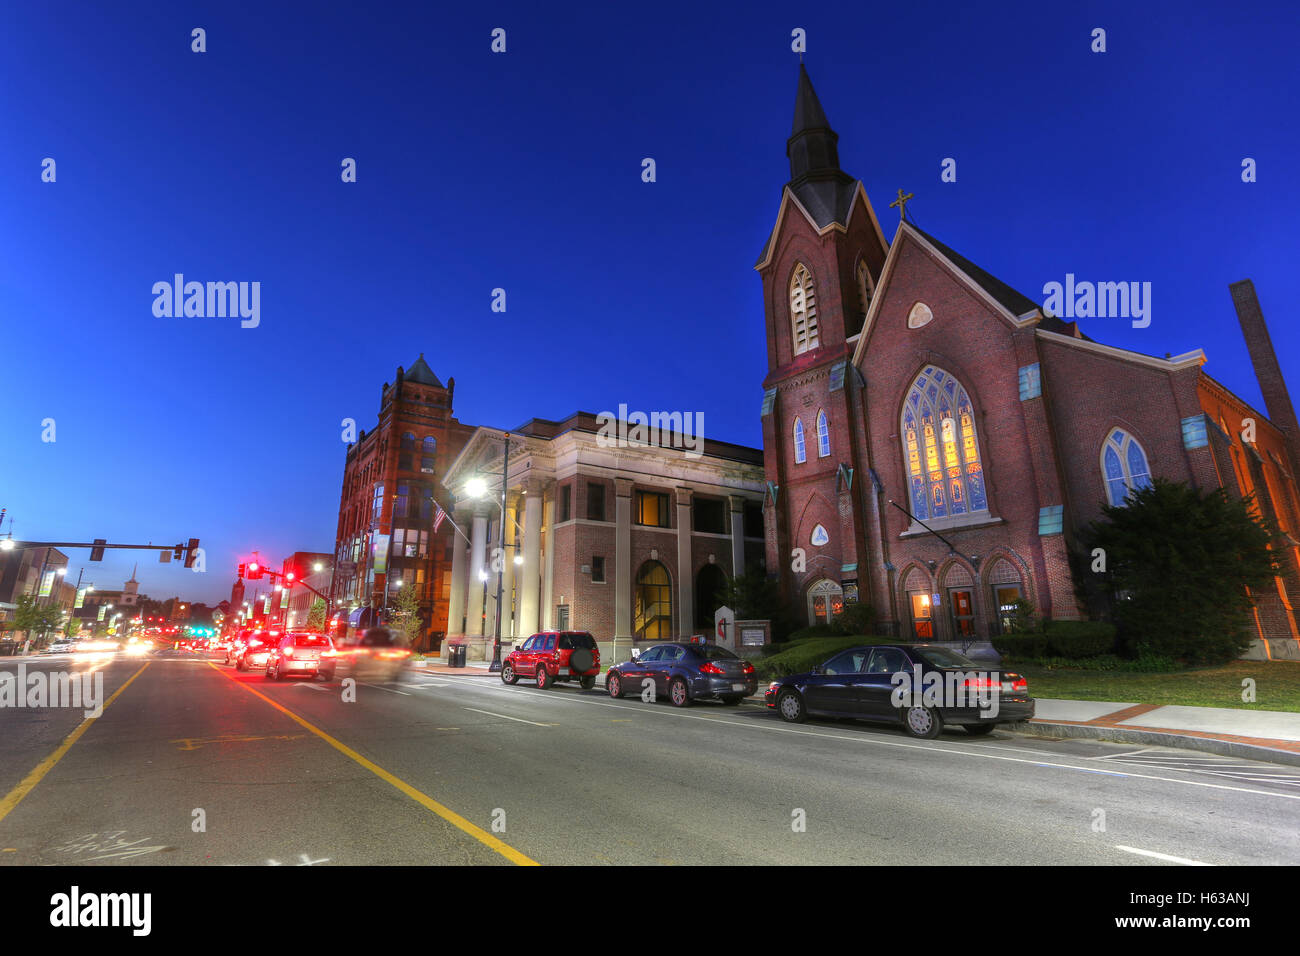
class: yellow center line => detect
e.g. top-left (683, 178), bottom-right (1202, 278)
top-left (0, 662), bottom-right (151, 826)
top-left (207, 662), bottom-right (538, 866)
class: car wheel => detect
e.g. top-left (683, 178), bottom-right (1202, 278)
top-left (607, 673), bottom-right (623, 698)
top-left (964, 723), bottom-right (996, 736)
top-left (776, 689), bottom-right (806, 723)
top-left (579, 675), bottom-right (596, 691)
top-left (721, 695), bottom-right (743, 706)
top-left (903, 705), bottom-right (943, 739)
top-left (668, 677), bottom-right (691, 708)
top-left (501, 662), bottom-right (517, 685)
top-left (536, 666), bottom-right (552, 689)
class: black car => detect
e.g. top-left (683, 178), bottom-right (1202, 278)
top-left (764, 643), bottom-right (1034, 738)
top-left (607, 639), bottom-right (758, 707)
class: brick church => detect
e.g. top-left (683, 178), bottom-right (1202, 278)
top-left (758, 66), bottom-right (1300, 659)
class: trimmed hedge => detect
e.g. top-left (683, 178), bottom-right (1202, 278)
top-left (990, 633), bottom-right (1050, 659)
top-left (1044, 621), bottom-right (1116, 658)
top-left (755, 636), bottom-right (873, 679)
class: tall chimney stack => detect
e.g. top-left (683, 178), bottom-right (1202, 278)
top-left (1231, 279), bottom-right (1300, 479)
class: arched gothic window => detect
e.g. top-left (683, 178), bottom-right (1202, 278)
top-left (1102, 429), bottom-right (1152, 506)
top-left (816, 410), bottom-right (830, 457)
top-left (789, 263), bottom-right (819, 354)
top-left (901, 366), bottom-right (987, 521)
top-left (793, 418), bottom-right (807, 464)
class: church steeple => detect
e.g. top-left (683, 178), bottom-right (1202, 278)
top-left (787, 64), bottom-right (845, 186)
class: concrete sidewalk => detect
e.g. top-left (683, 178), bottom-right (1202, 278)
top-left (1011, 699), bottom-right (1300, 767)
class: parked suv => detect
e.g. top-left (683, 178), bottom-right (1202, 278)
top-left (266, 632), bottom-right (333, 680)
top-left (502, 631), bottom-right (601, 690)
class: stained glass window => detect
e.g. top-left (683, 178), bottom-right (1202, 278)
top-left (901, 368), bottom-right (987, 520)
top-left (1103, 429), bottom-right (1153, 506)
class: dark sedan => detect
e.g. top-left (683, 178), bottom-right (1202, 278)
top-left (764, 643), bottom-right (1034, 738)
top-left (607, 640), bottom-right (758, 707)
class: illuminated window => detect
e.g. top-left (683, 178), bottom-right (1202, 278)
top-left (794, 418), bottom-right (806, 464)
top-left (816, 410), bottom-right (830, 457)
top-left (635, 491), bottom-right (670, 527)
top-left (901, 367), bottom-right (986, 521)
top-left (634, 561), bottom-right (672, 640)
top-left (1102, 429), bottom-right (1153, 506)
top-left (790, 263), bottom-right (819, 354)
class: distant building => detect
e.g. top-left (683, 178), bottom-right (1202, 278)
top-left (0, 546), bottom-right (68, 624)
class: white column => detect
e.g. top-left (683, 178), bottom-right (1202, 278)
top-left (466, 506), bottom-right (488, 637)
top-left (675, 486), bottom-right (694, 636)
top-left (542, 488), bottom-right (555, 629)
top-left (446, 513), bottom-right (468, 638)
top-left (519, 484), bottom-right (543, 636)
top-left (484, 516), bottom-right (499, 640)
top-left (500, 498), bottom-right (516, 640)
top-left (729, 495), bottom-right (747, 580)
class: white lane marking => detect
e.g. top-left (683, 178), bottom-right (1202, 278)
top-left (295, 683), bottom-right (329, 692)
top-left (399, 681), bottom-right (447, 689)
top-left (434, 682), bottom-right (1300, 803)
top-left (358, 682), bottom-right (410, 696)
top-left (1114, 845), bottom-right (1214, 866)
top-left (462, 707), bottom-right (552, 727)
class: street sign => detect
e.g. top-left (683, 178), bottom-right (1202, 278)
top-left (160, 550), bottom-right (171, 563)
top-left (90, 539), bottom-right (106, 561)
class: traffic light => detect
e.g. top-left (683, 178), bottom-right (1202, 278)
top-left (237, 563), bottom-right (246, 579)
top-left (183, 538), bottom-right (199, 569)
top-left (173, 544), bottom-right (184, 562)
top-left (90, 538), bottom-right (106, 561)
top-left (247, 561), bottom-right (263, 579)
top-left (285, 571), bottom-right (296, 587)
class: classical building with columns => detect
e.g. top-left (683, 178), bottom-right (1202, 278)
top-left (441, 412), bottom-right (767, 662)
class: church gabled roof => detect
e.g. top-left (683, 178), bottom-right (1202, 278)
top-left (404, 353), bottom-right (444, 388)
top-left (909, 225), bottom-right (1042, 320)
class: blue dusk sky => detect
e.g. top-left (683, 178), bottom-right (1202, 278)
top-left (1, 0), bottom-right (1296, 604)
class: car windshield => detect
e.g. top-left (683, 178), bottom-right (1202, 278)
top-left (911, 646), bottom-right (978, 668)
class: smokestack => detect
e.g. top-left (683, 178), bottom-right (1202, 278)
top-left (1231, 279), bottom-right (1300, 478)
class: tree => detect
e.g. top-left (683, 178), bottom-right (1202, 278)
top-left (390, 586), bottom-right (422, 648)
top-left (307, 598), bottom-right (327, 631)
top-left (1084, 478), bottom-right (1279, 664)
top-left (12, 595), bottom-right (63, 647)
top-left (721, 566), bottom-right (796, 639)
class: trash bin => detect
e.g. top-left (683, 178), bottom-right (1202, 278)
top-left (448, 643), bottom-right (466, 667)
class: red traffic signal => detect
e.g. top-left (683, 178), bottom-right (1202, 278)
top-left (237, 562), bottom-right (246, 579)
top-left (247, 561), bottom-right (263, 579)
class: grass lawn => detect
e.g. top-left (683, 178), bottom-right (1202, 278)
top-left (1017, 660), bottom-right (1300, 712)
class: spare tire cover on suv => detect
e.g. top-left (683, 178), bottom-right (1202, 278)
top-left (569, 648), bottom-right (594, 672)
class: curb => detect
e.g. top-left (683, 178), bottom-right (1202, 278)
top-left (1007, 720), bottom-right (1300, 769)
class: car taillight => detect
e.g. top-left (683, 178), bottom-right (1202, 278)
top-left (700, 662), bottom-right (725, 675)
top-left (742, 662), bottom-right (755, 674)
top-left (962, 677), bottom-right (1000, 691)
top-left (321, 649), bottom-right (336, 657)
top-left (1003, 674), bottom-right (1028, 694)
top-left (284, 647), bottom-right (294, 659)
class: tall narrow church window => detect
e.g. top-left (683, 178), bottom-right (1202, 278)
top-left (856, 259), bottom-right (874, 315)
top-left (790, 263), bottom-right (820, 355)
top-left (1102, 429), bottom-right (1152, 506)
top-left (793, 418), bottom-right (807, 464)
top-left (816, 410), bottom-right (830, 457)
top-left (901, 367), bottom-right (987, 521)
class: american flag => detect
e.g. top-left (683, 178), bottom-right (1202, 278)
top-left (432, 502), bottom-right (447, 533)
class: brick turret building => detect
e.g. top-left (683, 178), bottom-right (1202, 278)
top-left (759, 67), bottom-right (1300, 658)
top-left (332, 355), bottom-right (477, 647)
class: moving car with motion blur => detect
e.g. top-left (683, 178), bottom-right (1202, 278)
top-left (265, 631), bottom-right (334, 680)
top-left (318, 626), bottom-right (412, 683)
top-left (229, 628), bottom-right (280, 671)
top-left (764, 643), bottom-right (1033, 738)
top-left (606, 637), bottom-right (757, 706)
top-left (501, 631), bottom-right (601, 690)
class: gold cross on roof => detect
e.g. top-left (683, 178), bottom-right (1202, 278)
top-left (890, 188), bottom-right (914, 220)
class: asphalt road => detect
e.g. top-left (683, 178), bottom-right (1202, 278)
top-left (2, 649), bottom-right (1298, 866)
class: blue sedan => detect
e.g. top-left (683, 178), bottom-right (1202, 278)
top-left (607, 641), bottom-right (758, 707)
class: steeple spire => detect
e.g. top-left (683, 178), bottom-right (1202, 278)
top-left (787, 64), bottom-right (843, 185)
top-left (128, 563), bottom-right (138, 583)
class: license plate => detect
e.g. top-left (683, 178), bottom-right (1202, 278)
top-left (732, 683), bottom-right (746, 691)
top-left (559, 667), bottom-right (570, 676)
